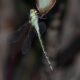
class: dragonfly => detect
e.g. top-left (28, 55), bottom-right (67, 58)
top-left (12, 0), bottom-right (56, 71)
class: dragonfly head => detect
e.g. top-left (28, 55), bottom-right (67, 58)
top-left (30, 9), bottom-right (37, 13)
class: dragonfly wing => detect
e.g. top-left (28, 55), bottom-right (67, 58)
top-left (22, 29), bottom-right (35, 55)
top-left (9, 22), bottom-right (30, 44)
top-left (22, 22), bottom-right (46, 55)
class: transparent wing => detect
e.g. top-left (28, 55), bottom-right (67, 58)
top-left (9, 22), bottom-right (31, 44)
top-left (22, 21), bottom-right (46, 55)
